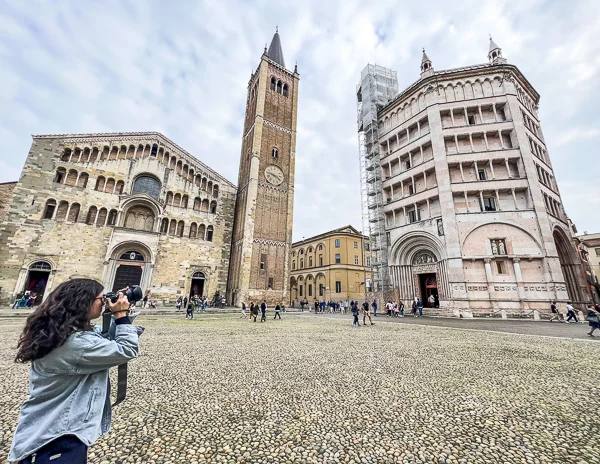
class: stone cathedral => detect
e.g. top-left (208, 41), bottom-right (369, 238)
top-left (0, 30), bottom-right (298, 307)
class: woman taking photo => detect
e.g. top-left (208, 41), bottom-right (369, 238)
top-left (9, 278), bottom-right (141, 463)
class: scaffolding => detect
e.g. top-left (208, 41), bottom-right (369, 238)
top-left (357, 64), bottom-right (398, 301)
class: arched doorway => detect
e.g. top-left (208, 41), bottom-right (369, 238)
top-left (112, 251), bottom-right (145, 292)
top-left (23, 261), bottom-right (52, 305)
top-left (189, 271), bottom-right (206, 298)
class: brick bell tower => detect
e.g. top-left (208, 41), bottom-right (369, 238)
top-left (227, 28), bottom-right (299, 306)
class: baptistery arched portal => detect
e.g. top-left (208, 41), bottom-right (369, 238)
top-left (23, 261), bottom-right (52, 305)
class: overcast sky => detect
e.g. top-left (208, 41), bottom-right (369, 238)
top-left (1, 0), bottom-right (599, 240)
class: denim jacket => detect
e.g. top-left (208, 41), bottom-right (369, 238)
top-left (9, 323), bottom-right (140, 462)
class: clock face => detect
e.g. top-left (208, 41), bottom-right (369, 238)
top-left (264, 165), bottom-right (284, 186)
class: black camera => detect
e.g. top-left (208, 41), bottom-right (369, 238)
top-left (104, 285), bottom-right (144, 304)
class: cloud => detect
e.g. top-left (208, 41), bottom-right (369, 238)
top-left (0, 0), bottom-right (599, 239)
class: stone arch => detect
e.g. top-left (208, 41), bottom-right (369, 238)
top-left (66, 169), bottom-right (78, 186)
top-left (176, 220), bottom-right (185, 237)
top-left (206, 225), bottom-right (214, 241)
top-left (86, 206), bottom-right (98, 225)
top-left (96, 207), bottom-right (108, 226)
top-left (189, 222), bottom-right (198, 239)
top-left (82, 147), bottom-right (91, 161)
top-left (160, 217), bottom-right (169, 234)
top-left (391, 231), bottom-right (446, 265)
top-left (174, 193), bottom-right (182, 207)
top-left (198, 223), bottom-right (206, 240)
top-left (124, 205), bottom-right (155, 232)
top-left (67, 203), bottom-right (80, 222)
top-left (553, 226), bottom-right (584, 303)
top-left (210, 200), bottom-right (217, 213)
top-left (55, 201), bottom-right (69, 221)
top-left (115, 180), bottom-right (125, 195)
top-left (461, 221), bottom-right (543, 256)
top-left (168, 219), bottom-right (177, 236)
top-left (166, 191), bottom-right (174, 206)
top-left (201, 199), bottom-right (209, 212)
top-left (120, 196), bottom-right (161, 223)
top-left (105, 178), bottom-right (115, 193)
top-left (77, 172), bottom-right (89, 188)
top-left (61, 148), bottom-right (72, 162)
top-left (193, 197), bottom-right (201, 211)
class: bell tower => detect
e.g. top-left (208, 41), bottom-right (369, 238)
top-left (227, 29), bottom-right (300, 306)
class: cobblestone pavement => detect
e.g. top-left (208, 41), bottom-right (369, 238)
top-left (2, 314), bottom-right (599, 464)
top-left (296, 312), bottom-right (599, 341)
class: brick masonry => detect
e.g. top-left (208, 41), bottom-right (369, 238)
top-left (0, 182), bottom-right (16, 223)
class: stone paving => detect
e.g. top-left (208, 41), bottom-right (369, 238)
top-left (1, 314), bottom-right (600, 464)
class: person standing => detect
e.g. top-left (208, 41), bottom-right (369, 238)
top-left (371, 299), bottom-right (378, 317)
top-left (417, 298), bottom-right (423, 317)
top-left (549, 301), bottom-right (561, 322)
top-left (274, 303), bottom-right (282, 320)
top-left (240, 302), bottom-right (247, 318)
top-left (586, 305), bottom-right (600, 337)
top-left (250, 302), bottom-right (258, 322)
top-left (362, 300), bottom-right (374, 326)
top-left (221, 296), bottom-right (226, 309)
top-left (565, 302), bottom-right (578, 323)
top-left (399, 301), bottom-right (405, 317)
top-left (183, 296), bottom-right (188, 311)
top-left (176, 296), bottom-right (182, 312)
top-left (351, 301), bottom-right (360, 327)
top-left (186, 301), bottom-right (194, 320)
top-left (428, 294), bottom-right (435, 308)
top-left (411, 299), bottom-right (418, 317)
top-left (260, 300), bottom-right (267, 322)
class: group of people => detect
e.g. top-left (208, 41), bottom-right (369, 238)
top-left (551, 301), bottom-right (600, 337)
top-left (175, 294), bottom-right (227, 319)
top-left (240, 300), bottom-right (284, 322)
top-left (11, 291), bottom-right (37, 309)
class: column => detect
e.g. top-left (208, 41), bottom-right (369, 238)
top-left (450, 109), bottom-right (455, 126)
top-left (478, 105), bottom-right (484, 124)
top-left (479, 190), bottom-right (484, 211)
top-left (390, 184), bottom-right (394, 201)
top-left (408, 151), bottom-right (413, 168)
top-left (396, 133), bottom-right (400, 147)
top-left (406, 128), bottom-right (410, 143)
top-left (401, 181), bottom-right (404, 198)
top-left (492, 104), bottom-right (498, 122)
top-left (469, 133), bottom-right (474, 152)
top-left (423, 171), bottom-right (427, 189)
top-left (474, 161), bottom-right (479, 180)
top-left (511, 188), bottom-right (518, 210)
top-left (463, 191), bottom-right (469, 213)
top-left (413, 203), bottom-right (418, 222)
top-left (484, 258), bottom-right (494, 293)
top-left (464, 107), bottom-right (468, 125)
top-left (411, 176), bottom-right (415, 194)
top-left (387, 139), bottom-right (390, 153)
top-left (417, 121), bottom-right (421, 138)
top-left (489, 160), bottom-right (495, 179)
top-left (483, 132), bottom-right (489, 150)
top-left (505, 158), bottom-right (511, 178)
top-left (499, 130), bottom-right (505, 149)
top-left (427, 198), bottom-right (431, 218)
top-left (454, 135), bottom-right (459, 153)
top-left (420, 145), bottom-right (424, 162)
top-left (403, 206), bottom-right (407, 225)
top-left (392, 210), bottom-right (396, 226)
top-left (495, 189), bottom-right (501, 211)
top-left (459, 162), bottom-right (465, 182)
top-left (513, 258), bottom-right (528, 308)
top-left (133, 146), bottom-right (138, 159)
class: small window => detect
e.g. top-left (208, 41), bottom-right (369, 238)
top-left (319, 255), bottom-right (323, 266)
top-left (283, 84), bottom-right (288, 97)
top-left (318, 244), bottom-right (323, 251)
top-left (408, 209), bottom-right (421, 223)
top-left (151, 145), bottom-right (158, 157)
top-left (354, 241), bottom-right (358, 249)
top-left (354, 255), bottom-right (359, 265)
top-left (595, 248), bottom-right (600, 257)
top-left (272, 147), bottom-right (278, 159)
top-left (268, 277), bottom-right (273, 289)
top-left (54, 169), bottom-right (65, 184)
top-left (406, 160), bottom-right (411, 170)
top-left (366, 256), bottom-right (371, 266)
top-left (468, 115), bottom-right (475, 125)
top-left (480, 197), bottom-right (496, 212)
top-left (335, 239), bottom-right (340, 248)
top-left (335, 281), bottom-right (342, 293)
top-left (206, 226), bottom-right (213, 242)
top-left (308, 284), bottom-right (312, 297)
top-left (478, 170), bottom-right (486, 181)
top-left (335, 254), bottom-right (341, 264)
top-left (43, 200), bottom-right (56, 219)
top-left (299, 285), bottom-right (303, 296)
top-left (496, 261), bottom-right (506, 274)
top-left (300, 259), bottom-right (304, 269)
top-left (309, 256), bottom-right (313, 267)
top-left (270, 77), bottom-right (276, 91)
top-left (292, 261), bottom-right (296, 270)
top-left (277, 80), bottom-right (282, 94)
top-left (260, 253), bottom-right (267, 271)
top-left (319, 284), bottom-right (324, 297)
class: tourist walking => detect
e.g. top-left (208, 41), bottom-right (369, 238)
top-left (8, 279), bottom-right (140, 464)
top-left (586, 305), bottom-right (599, 337)
top-left (565, 302), bottom-right (578, 323)
top-left (176, 296), bottom-right (182, 312)
top-left (274, 303), bottom-right (282, 320)
top-left (250, 302), bottom-right (258, 322)
top-left (417, 298), bottom-right (423, 317)
top-left (240, 302), bottom-right (247, 318)
top-left (183, 296), bottom-right (188, 311)
top-left (371, 299), bottom-right (378, 317)
top-left (186, 301), bottom-right (194, 319)
top-left (549, 301), bottom-right (562, 322)
top-left (362, 300), bottom-right (374, 326)
top-left (221, 296), bottom-right (226, 308)
top-left (260, 300), bottom-right (267, 322)
top-left (411, 299), bottom-right (418, 317)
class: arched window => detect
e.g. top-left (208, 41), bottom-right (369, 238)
top-left (55, 201), bottom-right (69, 221)
top-left (270, 77), bottom-right (276, 91)
top-left (213, 185), bottom-right (219, 198)
top-left (65, 169), bottom-right (78, 186)
top-left (77, 172), bottom-right (89, 188)
top-left (96, 208), bottom-right (107, 226)
top-left (61, 149), bottom-right (71, 162)
top-left (201, 199), bottom-right (209, 212)
top-left (283, 83), bottom-right (288, 97)
top-left (182, 195), bottom-right (189, 208)
top-left (160, 218), bottom-right (169, 233)
top-left (210, 201), bottom-right (217, 214)
top-left (277, 80), bottom-right (282, 94)
top-left (151, 144), bottom-right (158, 157)
top-left (174, 193), bottom-right (182, 207)
top-left (115, 180), bottom-right (125, 195)
top-left (67, 203), bottom-right (80, 222)
top-left (198, 224), bottom-right (206, 240)
top-left (168, 219), bottom-right (177, 236)
top-left (107, 209), bottom-right (118, 226)
top-left (193, 197), bottom-right (201, 211)
top-left (132, 175), bottom-right (161, 200)
top-left (189, 222), bottom-right (197, 239)
top-left (206, 225), bottom-right (214, 242)
top-left (89, 147), bottom-right (98, 162)
top-left (43, 199), bottom-right (57, 219)
top-left (176, 220), bottom-right (185, 237)
top-left (105, 178), bottom-right (115, 193)
top-left (54, 168), bottom-right (66, 184)
top-left (272, 147), bottom-right (278, 159)
top-left (86, 206), bottom-right (97, 225)
top-left (300, 259), bottom-right (304, 269)
top-left (166, 191), bottom-right (174, 205)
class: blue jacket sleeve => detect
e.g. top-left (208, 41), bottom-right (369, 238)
top-left (75, 324), bottom-right (140, 374)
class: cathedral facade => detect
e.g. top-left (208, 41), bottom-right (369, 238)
top-left (0, 31), bottom-right (297, 307)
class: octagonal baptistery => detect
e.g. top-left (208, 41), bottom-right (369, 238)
top-left (0, 132), bottom-right (236, 306)
top-left (378, 39), bottom-right (588, 315)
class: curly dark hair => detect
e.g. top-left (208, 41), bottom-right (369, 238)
top-left (15, 278), bottom-right (104, 363)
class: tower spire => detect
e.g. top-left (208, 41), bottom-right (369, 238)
top-left (267, 28), bottom-right (286, 68)
top-left (420, 48), bottom-right (433, 78)
top-left (488, 36), bottom-right (506, 64)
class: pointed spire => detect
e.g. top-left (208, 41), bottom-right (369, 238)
top-left (420, 48), bottom-right (433, 78)
top-left (267, 28), bottom-right (286, 68)
top-left (487, 36), bottom-right (506, 64)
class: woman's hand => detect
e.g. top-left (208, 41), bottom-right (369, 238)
top-left (108, 291), bottom-right (130, 319)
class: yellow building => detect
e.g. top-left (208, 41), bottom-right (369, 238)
top-left (289, 225), bottom-right (371, 305)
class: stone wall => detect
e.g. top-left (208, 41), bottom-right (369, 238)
top-left (0, 182), bottom-right (16, 223)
